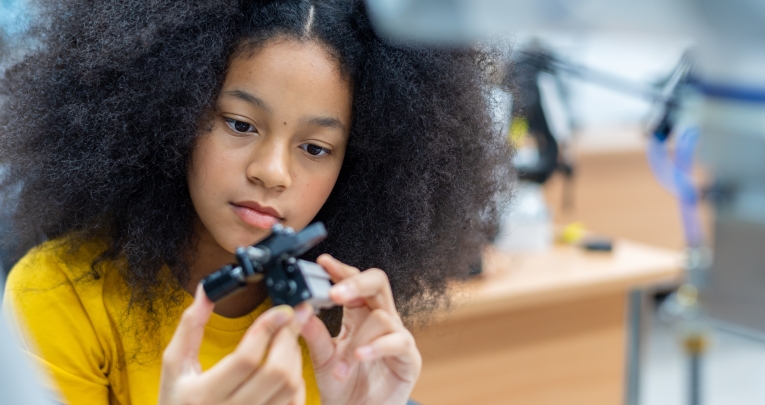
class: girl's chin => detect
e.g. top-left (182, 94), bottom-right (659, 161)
top-left (225, 230), bottom-right (271, 251)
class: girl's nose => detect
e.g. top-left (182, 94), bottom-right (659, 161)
top-left (246, 139), bottom-right (292, 190)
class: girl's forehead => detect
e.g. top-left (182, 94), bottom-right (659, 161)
top-left (226, 38), bottom-right (346, 87)
top-left (221, 39), bottom-right (352, 120)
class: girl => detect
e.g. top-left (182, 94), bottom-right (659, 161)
top-left (0, 0), bottom-right (513, 404)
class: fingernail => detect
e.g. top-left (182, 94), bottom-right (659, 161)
top-left (273, 306), bottom-right (294, 325)
top-left (194, 284), bottom-right (212, 307)
top-left (334, 360), bottom-right (349, 379)
top-left (332, 284), bottom-right (355, 301)
top-left (295, 304), bottom-right (313, 325)
top-left (356, 346), bottom-right (375, 361)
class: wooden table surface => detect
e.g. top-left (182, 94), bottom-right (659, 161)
top-left (450, 240), bottom-right (683, 318)
top-left (411, 241), bottom-right (683, 405)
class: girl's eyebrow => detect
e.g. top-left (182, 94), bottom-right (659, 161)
top-left (223, 89), bottom-right (272, 114)
top-left (302, 116), bottom-right (346, 132)
top-left (224, 88), bottom-right (346, 132)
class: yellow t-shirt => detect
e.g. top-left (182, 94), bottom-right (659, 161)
top-left (2, 239), bottom-right (321, 405)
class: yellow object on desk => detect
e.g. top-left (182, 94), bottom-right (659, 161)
top-left (411, 240), bottom-right (681, 405)
top-left (559, 221), bottom-right (588, 244)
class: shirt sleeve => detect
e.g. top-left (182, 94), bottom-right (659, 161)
top-left (2, 250), bottom-right (110, 405)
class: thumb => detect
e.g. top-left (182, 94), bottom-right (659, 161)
top-left (163, 284), bottom-right (214, 375)
top-left (300, 315), bottom-right (335, 370)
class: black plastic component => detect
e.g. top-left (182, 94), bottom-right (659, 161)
top-left (201, 222), bottom-right (329, 307)
top-left (235, 247), bottom-right (259, 275)
top-left (266, 259), bottom-right (316, 307)
top-left (202, 264), bottom-right (245, 302)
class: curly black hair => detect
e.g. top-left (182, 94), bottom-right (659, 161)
top-left (0, 0), bottom-right (513, 333)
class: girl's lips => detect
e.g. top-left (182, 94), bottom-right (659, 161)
top-left (231, 204), bottom-right (280, 229)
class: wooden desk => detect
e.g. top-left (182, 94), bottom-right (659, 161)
top-left (411, 240), bottom-right (682, 405)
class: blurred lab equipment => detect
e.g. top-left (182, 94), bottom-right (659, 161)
top-left (496, 40), bottom-right (685, 254)
top-left (494, 44), bottom-right (576, 252)
top-left (511, 44), bottom-right (574, 186)
top-left (494, 181), bottom-right (553, 252)
top-left (364, 1), bottom-right (765, 404)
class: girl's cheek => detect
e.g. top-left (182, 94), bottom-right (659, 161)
top-left (290, 173), bottom-right (337, 226)
top-left (311, 172), bottom-right (338, 198)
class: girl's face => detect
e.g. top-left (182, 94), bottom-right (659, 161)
top-left (188, 38), bottom-right (352, 255)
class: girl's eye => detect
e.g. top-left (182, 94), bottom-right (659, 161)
top-left (300, 143), bottom-right (331, 157)
top-left (225, 118), bottom-right (256, 134)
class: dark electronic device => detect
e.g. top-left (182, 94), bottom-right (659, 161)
top-left (202, 222), bottom-right (334, 309)
top-left (582, 237), bottom-right (614, 252)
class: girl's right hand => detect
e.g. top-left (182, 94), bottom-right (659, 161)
top-left (158, 284), bottom-right (313, 405)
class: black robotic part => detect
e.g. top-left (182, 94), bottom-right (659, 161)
top-left (267, 222), bottom-right (327, 260)
top-left (265, 258), bottom-right (314, 307)
top-left (201, 222), bottom-right (328, 305)
top-left (202, 264), bottom-right (245, 302)
top-left (235, 247), bottom-right (258, 276)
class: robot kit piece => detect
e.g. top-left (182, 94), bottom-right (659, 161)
top-left (201, 222), bottom-right (334, 310)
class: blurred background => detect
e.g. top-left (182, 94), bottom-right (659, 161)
top-left (505, 33), bottom-right (765, 405)
top-left (3, 1), bottom-right (765, 404)
top-left (366, 1), bottom-right (765, 404)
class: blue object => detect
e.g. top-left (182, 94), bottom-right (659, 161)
top-left (691, 78), bottom-right (765, 104)
top-left (646, 127), bottom-right (704, 248)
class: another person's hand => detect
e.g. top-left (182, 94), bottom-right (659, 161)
top-left (301, 255), bottom-right (422, 405)
top-left (158, 285), bottom-right (312, 405)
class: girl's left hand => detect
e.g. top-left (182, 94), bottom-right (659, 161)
top-left (300, 254), bottom-right (422, 405)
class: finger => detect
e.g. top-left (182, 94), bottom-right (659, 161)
top-left (228, 315), bottom-right (305, 404)
top-left (162, 284), bottom-right (214, 376)
top-left (329, 268), bottom-right (397, 314)
top-left (300, 314), bottom-right (335, 371)
top-left (262, 385), bottom-right (302, 405)
top-left (316, 254), bottom-right (360, 283)
top-left (265, 305), bottom-right (309, 363)
top-left (355, 330), bottom-right (417, 361)
top-left (348, 309), bottom-right (399, 360)
top-left (288, 381), bottom-right (307, 405)
top-left (200, 305), bottom-right (295, 395)
top-left (355, 332), bottom-right (422, 383)
top-left (261, 378), bottom-right (306, 405)
top-left (332, 309), bottom-right (398, 379)
top-left (259, 380), bottom-right (306, 405)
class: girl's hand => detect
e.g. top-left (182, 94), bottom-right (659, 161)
top-left (158, 285), bottom-right (313, 405)
top-left (301, 255), bottom-right (422, 405)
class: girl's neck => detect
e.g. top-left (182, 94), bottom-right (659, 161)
top-left (187, 225), bottom-right (269, 318)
